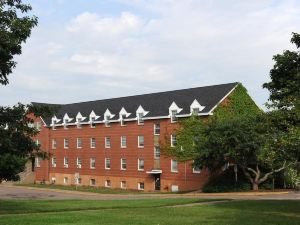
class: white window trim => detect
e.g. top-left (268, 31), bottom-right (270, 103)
top-left (154, 146), bottom-right (160, 159)
top-left (138, 158), bottom-right (144, 171)
top-left (90, 158), bottom-right (96, 169)
top-left (105, 137), bottom-right (111, 148)
top-left (138, 182), bottom-right (144, 190)
top-left (120, 136), bottom-right (127, 148)
top-left (52, 139), bottom-right (57, 149)
top-left (190, 99), bottom-right (205, 115)
top-left (105, 158), bottom-right (111, 170)
top-left (121, 158), bottom-right (127, 170)
top-left (171, 159), bottom-right (178, 173)
top-left (90, 179), bottom-right (96, 186)
top-left (120, 181), bottom-right (126, 189)
top-left (76, 157), bottom-right (82, 169)
top-left (171, 134), bottom-right (176, 147)
top-left (63, 177), bottom-right (68, 184)
top-left (105, 180), bottom-right (111, 188)
top-left (35, 157), bottom-right (41, 168)
top-left (154, 123), bottom-right (160, 135)
top-left (169, 102), bottom-right (183, 123)
top-left (90, 137), bottom-right (96, 149)
top-left (77, 138), bottom-right (82, 149)
top-left (138, 136), bottom-right (144, 148)
top-left (64, 157), bottom-right (69, 168)
top-left (192, 161), bottom-right (201, 174)
top-left (51, 157), bottom-right (56, 168)
top-left (64, 138), bottom-right (69, 149)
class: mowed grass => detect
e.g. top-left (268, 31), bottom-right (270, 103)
top-left (0, 199), bottom-right (300, 225)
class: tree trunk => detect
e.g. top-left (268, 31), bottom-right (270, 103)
top-left (252, 182), bottom-right (259, 191)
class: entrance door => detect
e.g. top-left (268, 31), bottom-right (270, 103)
top-left (154, 174), bottom-right (161, 191)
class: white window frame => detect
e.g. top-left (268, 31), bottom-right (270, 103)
top-left (35, 157), bottom-right (41, 168)
top-left (138, 158), bottom-right (144, 171)
top-left (120, 181), bottom-right (127, 189)
top-left (52, 139), bottom-right (57, 149)
top-left (64, 138), bottom-right (69, 149)
top-left (51, 177), bottom-right (56, 184)
top-left (105, 115), bottom-right (110, 127)
top-left (138, 182), bottom-right (144, 190)
top-left (105, 136), bottom-right (111, 148)
top-left (120, 114), bottom-right (126, 126)
top-left (171, 159), bottom-right (178, 173)
top-left (64, 157), bottom-right (69, 168)
top-left (154, 123), bottom-right (160, 135)
top-left (77, 138), bottom-right (82, 149)
top-left (76, 177), bottom-right (82, 184)
top-left (63, 119), bottom-right (68, 129)
top-left (90, 179), bottom-right (96, 186)
top-left (90, 158), bottom-right (96, 169)
top-left (105, 158), bottom-right (111, 170)
top-left (90, 137), bottom-right (96, 149)
top-left (138, 135), bottom-right (144, 148)
top-left (121, 158), bottom-right (127, 170)
top-left (171, 110), bottom-right (178, 123)
top-left (171, 134), bottom-right (177, 147)
top-left (76, 157), bottom-right (82, 168)
top-left (193, 161), bottom-right (201, 174)
top-left (90, 116), bottom-right (96, 128)
top-left (64, 177), bottom-right (68, 184)
top-left (121, 136), bottom-right (127, 148)
top-left (36, 122), bottom-right (42, 131)
top-left (154, 146), bottom-right (160, 159)
top-left (105, 180), bottom-right (111, 188)
top-left (77, 118), bottom-right (82, 128)
top-left (51, 157), bottom-right (56, 168)
top-left (137, 112), bottom-right (144, 125)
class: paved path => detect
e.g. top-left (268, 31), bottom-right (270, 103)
top-left (0, 185), bottom-right (299, 200)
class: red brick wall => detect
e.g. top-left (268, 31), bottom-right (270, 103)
top-left (34, 117), bottom-right (210, 192)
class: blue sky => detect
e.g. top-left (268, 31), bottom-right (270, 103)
top-left (1, 0), bottom-right (300, 108)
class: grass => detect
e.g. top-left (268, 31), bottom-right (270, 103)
top-left (15, 183), bottom-right (191, 194)
top-left (0, 199), bottom-right (300, 225)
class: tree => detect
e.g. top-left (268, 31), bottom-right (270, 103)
top-left (0, 0), bottom-right (38, 85)
top-left (0, 0), bottom-right (43, 182)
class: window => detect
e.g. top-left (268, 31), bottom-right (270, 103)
top-left (105, 137), bottom-right (111, 148)
top-left (105, 158), bottom-right (111, 170)
top-left (90, 137), bottom-right (96, 148)
top-left (51, 157), bottom-right (56, 167)
top-left (171, 110), bottom-right (177, 123)
top-left (138, 135), bottom-right (144, 148)
top-left (137, 113), bottom-right (144, 125)
top-left (64, 138), bottom-right (69, 149)
top-left (64, 177), bottom-right (68, 184)
top-left (76, 177), bottom-right (82, 184)
top-left (171, 134), bottom-right (177, 147)
top-left (154, 123), bottom-right (160, 135)
top-left (171, 159), bottom-right (178, 172)
top-left (138, 158), bottom-right (144, 171)
top-left (64, 157), bottom-right (69, 168)
top-left (52, 139), bottom-right (57, 149)
top-left (90, 179), bottom-right (96, 186)
top-left (77, 118), bottom-right (82, 128)
top-left (105, 180), bottom-right (111, 188)
top-left (51, 177), bottom-right (56, 184)
top-left (90, 117), bottom-right (96, 128)
top-left (105, 115), bottom-right (110, 127)
top-left (36, 139), bottom-right (41, 147)
top-left (35, 157), bottom-right (41, 168)
top-left (52, 121), bottom-right (56, 130)
top-left (138, 182), bottom-right (144, 190)
top-left (121, 181), bottom-right (127, 189)
top-left (121, 136), bottom-right (126, 148)
top-left (90, 158), bottom-right (96, 169)
top-left (120, 114), bottom-right (126, 126)
top-left (193, 161), bottom-right (201, 174)
top-left (121, 158), bottom-right (127, 170)
top-left (77, 138), bottom-right (82, 149)
top-left (154, 146), bottom-right (160, 159)
top-left (36, 122), bottom-right (42, 131)
top-left (192, 108), bottom-right (200, 115)
top-left (64, 119), bottom-right (68, 129)
top-left (76, 157), bottom-right (82, 168)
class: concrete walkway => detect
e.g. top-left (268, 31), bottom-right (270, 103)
top-left (0, 184), bottom-right (299, 200)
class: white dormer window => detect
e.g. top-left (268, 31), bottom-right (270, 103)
top-left (90, 117), bottom-right (95, 128)
top-left (51, 116), bottom-right (60, 130)
top-left (105, 115), bottom-right (110, 127)
top-left (89, 111), bottom-right (100, 128)
top-left (120, 114), bottom-right (126, 126)
top-left (63, 113), bottom-right (73, 129)
top-left (171, 110), bottom-right (177, 123)
top-left (76, 112), bottom-right (86, 128)
top-left (190, 99), bottom-right (205, 115)
top-left (77, 118), bottom-right (82, 128)
top-left (64, 119), bottom-right (68, 129)
top-left (169, 102), bottom-right (182, 123)
top-left (136, 105), bottom-right (149, 125)
top-left (119, 107), bottom-right (131, 126)
top-left (138, 113), bottom-right (144, 125)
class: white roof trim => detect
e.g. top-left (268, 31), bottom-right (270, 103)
top-left (89, 110), bottom-right (100, 120)
top-left (208, 84), bottom-right (238, 115)
top-left (119, 107), bottom-right (131, 118)
top-left (169, 102), bottom-right (183, 115)
top-left (190, 99), bottom-right (205, 114)
top-left (136, 105), bottom-right (149, 116)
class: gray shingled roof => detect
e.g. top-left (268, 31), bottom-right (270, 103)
top-left (34, 82), bottom-right (238, 126)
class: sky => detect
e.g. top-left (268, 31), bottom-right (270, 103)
top-left (1, 0), bottom-right (300, 109)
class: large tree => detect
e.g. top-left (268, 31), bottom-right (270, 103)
top-left (0, 0), bottom-right (38, 85)
top-left (0, 0), bottom-right (44, 182)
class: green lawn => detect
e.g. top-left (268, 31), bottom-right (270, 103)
top-left (1, 199), bottom-right (299, 225)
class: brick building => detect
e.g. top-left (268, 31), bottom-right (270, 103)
top-left (32, 82), bottom-right (240, 192)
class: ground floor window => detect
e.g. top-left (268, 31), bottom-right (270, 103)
top-left (138, 182), bottom-right (144, 190)
top-left (121, 181), bottom-right (126, 189)
top-left (51, 177), bottom-right (56, 184)
top-left (105, 180), bottom-right (111, 188)
top-left (90, 179), bottom-right (96, 186)
top-left (63, 177), bottom-right (68, 184)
